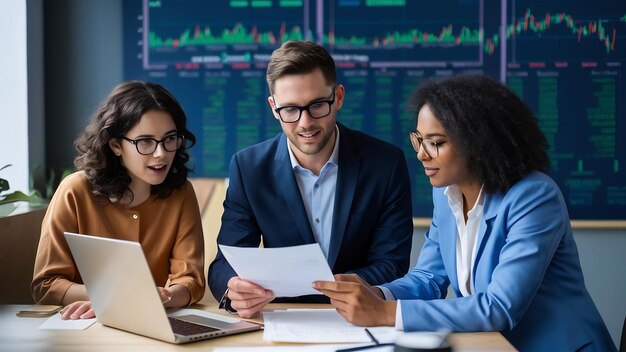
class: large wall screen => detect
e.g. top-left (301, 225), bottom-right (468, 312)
top-left (123, 0), bottom-right (625, 221)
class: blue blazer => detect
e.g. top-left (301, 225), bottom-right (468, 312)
top-left (208, 123), bottom-right (414, 302)
top-left (383, 172), bottom-right (616, 351)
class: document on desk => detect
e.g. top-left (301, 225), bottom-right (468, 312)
top-left (262, 309), bottom-right (400, 343)
top-left (38, 313), bottom-right (96, 330)
top-left (213, 343), bottom-right (393, 352)
top-left (219, 244), bottom-right (335, 297)
top-left (213, 345), bottom-right (392, 352)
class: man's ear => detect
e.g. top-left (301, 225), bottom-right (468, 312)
top-left (109, 139), bottom-right (122, 156)
top-left (267, 96), bottom-right (280, 121)
top-left (334, 84), bottom-right (345, 111)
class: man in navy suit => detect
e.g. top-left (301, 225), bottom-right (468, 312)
top-left (208, 40), bottom-right (414, 318)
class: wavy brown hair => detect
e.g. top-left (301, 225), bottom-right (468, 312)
top-left (409, 74), bottom-right (549, 193)
top-left (74, 81), bottom-right (196, 201)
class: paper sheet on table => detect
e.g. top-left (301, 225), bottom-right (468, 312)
top-left (219, 244), bottom-right (334, 297)
top-left (262, 309), bottom-right (400, 343)
top-left (38, 313), bottom-right (96, 330)
top-left (213, 345), bottom-right (393, 352)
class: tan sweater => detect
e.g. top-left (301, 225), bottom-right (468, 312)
top-left (31, 171), bottom-right (205, 305)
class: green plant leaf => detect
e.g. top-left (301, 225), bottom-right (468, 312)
top-left (0, 178), bottom-right (8, 192)
top-left (0, 190), bottom-right (44, 205)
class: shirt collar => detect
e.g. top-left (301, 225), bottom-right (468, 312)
top-left (287, 125), bottom-right (340, 171)
top-left (444, 184), bottom-right (485, 216)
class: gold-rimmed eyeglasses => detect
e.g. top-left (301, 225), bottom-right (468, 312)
top-left (408, 131), bottom-right (442, 159)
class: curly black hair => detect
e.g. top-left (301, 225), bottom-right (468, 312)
top-left (409, 74), bottom-right (549, 194)
top-left (73, 80), bottom-right (196, 202)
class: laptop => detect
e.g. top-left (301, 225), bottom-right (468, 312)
top-left (63, 232), bottom-right (262, 344)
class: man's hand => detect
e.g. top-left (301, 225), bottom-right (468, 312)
top-left (227, 276), bottom-right (275, 318)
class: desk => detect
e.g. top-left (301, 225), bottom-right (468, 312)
top-left (0, 304), bottom-right (516, 351)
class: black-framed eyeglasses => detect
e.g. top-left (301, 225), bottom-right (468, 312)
top-left (120, 134), bottom-right (184, 155)
top-left (408, 131), bottom-right (442, 159)
top-left (272, 89), bottom-right (336, 123)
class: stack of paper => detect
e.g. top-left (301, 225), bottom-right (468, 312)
top-left (262, 309), bottom-right (400, 343)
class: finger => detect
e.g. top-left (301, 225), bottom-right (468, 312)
top-left (314, 285), bottom-right (352, 306)
top-left (334, 273), bottom-right (361, 283)
top-left (230, 293), bottom-right (276, 311)
top-left (228, 277), bottom-right (269, 296)
top-left (70, 302), bottom-right (92, 320)
top-left (313, 280), bottom-right (359, 293)
top-left (236, 296), bottom-right (274, 318)
top-left (60, 301), bottom-right (87, 319)
top-left (80, 307), bottom-right (96, 319)
top-left (313, 285), bottom-right (337, 297)
top-left (229, 289), bottom-right (274, 302)
top-left (158, 287), bottom-right (172, 304)
top-left (329, 297), bottom-right (351, 312)
top-left (60, 303), bottom-right (79, 320)
top-left (73, 303), bottom-right (92, 319)
top-left (312, 280), bottom-right (338, 292)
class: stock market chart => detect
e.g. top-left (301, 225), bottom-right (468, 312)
top-left (123, 0), bottom-right (625, 220)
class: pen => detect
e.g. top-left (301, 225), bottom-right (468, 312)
top-left (335, 328), bottom-right (393, 352)
top-left (364, 328), bottom-right (379, 345)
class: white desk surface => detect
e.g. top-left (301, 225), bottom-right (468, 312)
top-left (0, 303), bottom-right (516, 351)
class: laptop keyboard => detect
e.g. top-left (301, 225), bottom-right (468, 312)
top-left (168, 316), bottom-right (219, 336)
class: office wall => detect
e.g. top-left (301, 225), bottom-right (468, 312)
top-left (42, 1), bottom-right (625, 348)
top-left (43, 0), bottom-right (123, 174)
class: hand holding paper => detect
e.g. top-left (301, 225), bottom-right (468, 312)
top-left (219, 244), bottom-right (335, 297)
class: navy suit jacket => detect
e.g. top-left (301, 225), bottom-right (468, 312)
top-left (383, 172), bottom-right (616, 351)
top-left (208, 123), bottom-right (414, 302)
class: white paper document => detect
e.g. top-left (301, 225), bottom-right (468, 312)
top-left (262, 309), bottom-right (400, 343)
top-left (38, 313), bottom-right (97, 330)
top-left (219, 244), bottom-right (335, 297)
top-left (213, 345), bottom-right (393, 352)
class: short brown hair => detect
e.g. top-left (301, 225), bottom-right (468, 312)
top-left (266, 41), bottom-right (337, 93)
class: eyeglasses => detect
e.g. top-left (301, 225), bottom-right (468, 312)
top-left (408, 131), bottom-right (443, 159)
top-left (272, 89), bottom-right (336, 123)
top-left (120, 134), bottom-right (184, 155)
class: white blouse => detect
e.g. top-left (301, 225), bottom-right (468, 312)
top-left (382, 184), bottom-right (486, 330)
top-left (445, 185), bottom-right (485, 296)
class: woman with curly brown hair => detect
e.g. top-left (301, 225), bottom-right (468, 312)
top-left (31, 81), bottom-right (205, 319)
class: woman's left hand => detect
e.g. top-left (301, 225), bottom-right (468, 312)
top-left (157, 287), bottom-right (172, 306)
top-left (60, 300), bottom-right (96, 320)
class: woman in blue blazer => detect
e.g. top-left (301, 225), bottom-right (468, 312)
top-left (314, 75), bottom-right (616, 351)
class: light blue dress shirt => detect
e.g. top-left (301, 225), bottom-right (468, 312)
top-left (287, 126), bottom-right (340, 260)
